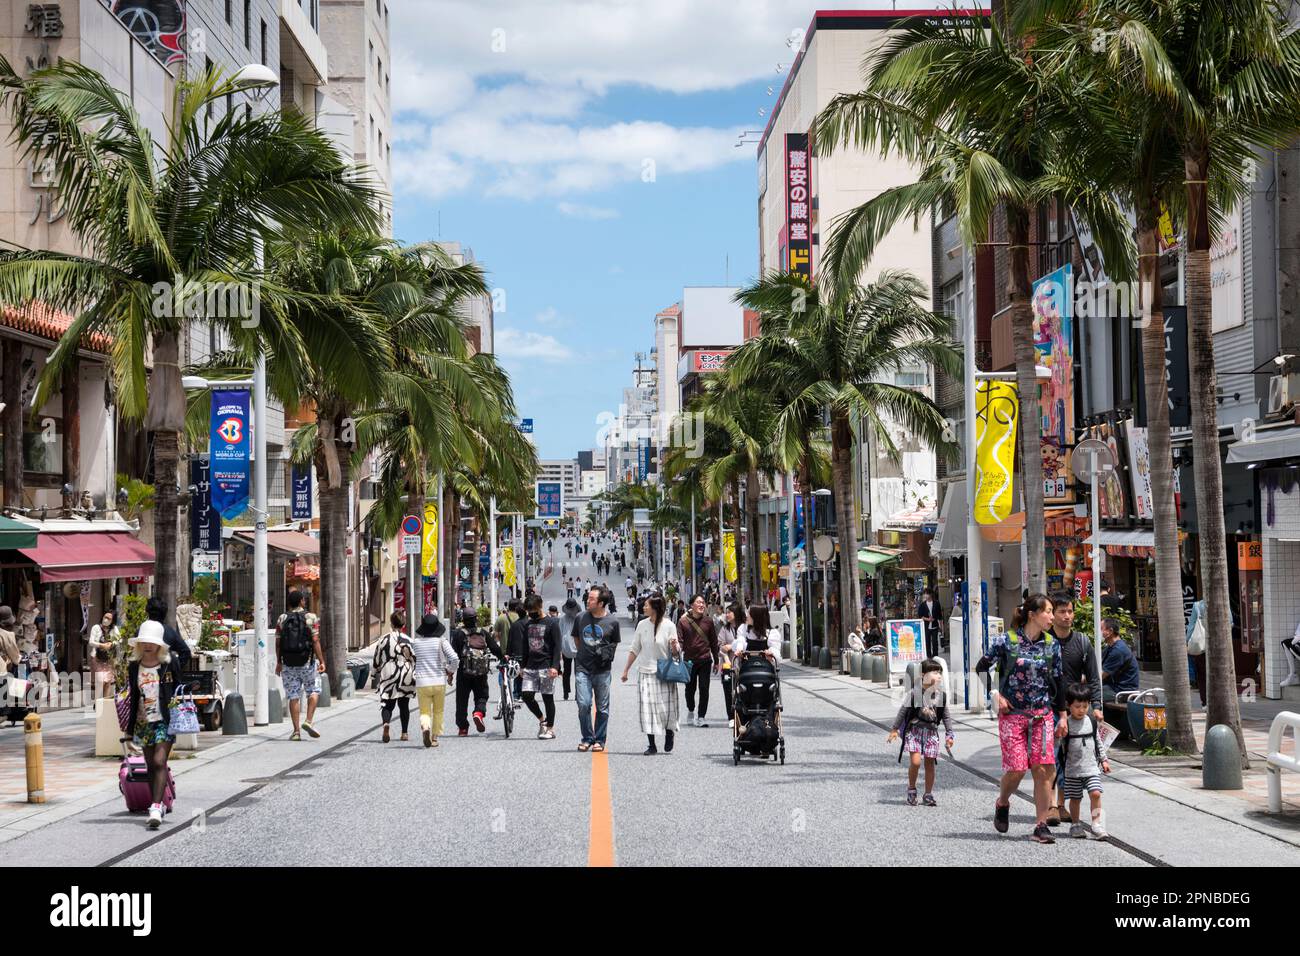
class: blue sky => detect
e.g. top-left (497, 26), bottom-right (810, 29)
top-left (387, 1), bottom-right (920, 459)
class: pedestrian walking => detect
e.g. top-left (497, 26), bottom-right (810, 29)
top-left (620, 593), bottom-right (679, 754)
top-left (126, 621), bottom-right (181, 828)
top-left (373, 611), bottom-right (416, 743)
top-left (86, 610), bottom-right (120, 697)
top-left (677, 594), bottom-right (719, 727)
top-left (452, 609), bottom-right (504, 736)
top-left (1048, 594), bottom-right (1102, 825)
top-left (1058, 682), bottom-right (1111, 840)
top-left (146, 596), bottom-right (193, 672)
top-left (887, 659), bottom-right (955, 806)
top-left (918, 588), bottom-right (944, 658)
top-left (717, 603), bottom-right (742, 720)
top-left (509, 595), bottom-right (562, 739)
top-left (275, 589), bottom-right (325, 741)
top-left (572, 584), bottom-right (621, 752)
top-left (411, 613), bottom-right (458, 748)
top-left (559, 596), bottom-right (581, 700)
top-left (977, 593), bottom-right (1064, 844)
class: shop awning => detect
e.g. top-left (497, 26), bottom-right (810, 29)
top-left (858, 547), bottom-right (903, 573)
top-left (0, 516), bottom-right (37, 549)
top-left (932, 482), bottom-right (967, 557)
top-left (18, 532), bottom-right (155, 581)
top-left (883, 504), bottom-right (939, 532)
top-left (1226, 426), bottom-right (1300, 464)
top-left (234, 530), bottom-right (320, 557)
top-left (1083, 529), bottom-right (1157, 548)
top-left (980, 507), bottom-right (1084, 544)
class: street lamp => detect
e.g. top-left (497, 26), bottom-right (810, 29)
top-left (811, 488), bottom-right (832, 657)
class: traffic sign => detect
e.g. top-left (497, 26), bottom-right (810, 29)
top-left (401, 514), bottom-right (422, 556)
top-left (519, 418), bottom-right (534, 434)
top-left (1071, 438), bottom-right (1115, 482)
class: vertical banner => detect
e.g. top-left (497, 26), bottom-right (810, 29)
top-left (189, 457), bottom-right (221, 554)
top-left (502, 546), bottom-right (516, 588)
top-left (779, 513), bottom-right (789, 565)
top-left (422, 502), bottom-right (438, 578)
top-left (974, 380), bottom-right (1018, 524)
top-left (291, 462), bottom-right (312, 520)
top-left (209, 389), bottom-right (251, 520)
top-left (793, 496), bottom-right (805, 550)
top-left (784, 133), bottom-right (812, 277)
top-left (1031, 265), bottom-right (1074, 501)
top-left (479, 540), bottom-right (490, 576)
top-left (1125, 422), bottom-right (1154, 521)
top-left (723, 532), bottom-right (737, 583)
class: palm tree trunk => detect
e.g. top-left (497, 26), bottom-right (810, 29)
top-left (800, 455), bottom-right (814, 663)
top-left (1008, 204), bottom-right (1046, 592)
top-left (316, 446), bottom-right (351, 694)
top-left (407, 460), bottom-right (426, 618)
top-left (747, 467), bottom-right (762, 601)
top-left (1184, 147), bottom-right (1247, 766)
top-left (830, 410), bottom-right (859, 655)
top-left (1138, 216), bottom-right (1198, 754)
top-left (144, 329), bottom-right (186, 625)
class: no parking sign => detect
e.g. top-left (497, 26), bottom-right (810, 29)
top-left (401, 514), bottom-right (422, 555)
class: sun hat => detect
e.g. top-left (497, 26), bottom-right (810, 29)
top-left (130, 620), bottom-right (168, 648)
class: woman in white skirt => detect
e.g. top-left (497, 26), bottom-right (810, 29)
top-left (620, 593), bottom-right (680, 755)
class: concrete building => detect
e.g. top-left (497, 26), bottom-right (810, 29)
top-left (433, 241), bottom-right (494, 355)
top-left (538, 459), bottom-right (580, 499)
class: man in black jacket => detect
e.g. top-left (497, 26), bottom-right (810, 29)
top-left (1048, 593), bottom-right (1102, 826)
top-left (146, 596), bottom-right (192, 672)
top-left (452, 609), bottom-right (504, 736)
top-left (508, 594), bottom-right (562, 739)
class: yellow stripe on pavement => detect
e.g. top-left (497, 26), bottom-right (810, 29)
top-left (588, 750), bottom-right (615, 867)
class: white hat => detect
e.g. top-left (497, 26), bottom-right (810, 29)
top-left (130, 620), bottom-right (167, 648)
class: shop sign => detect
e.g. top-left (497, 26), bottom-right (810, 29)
top-left (422, 503), bottom-right (438, 576)
top-left (1031, 265), bottom-right (1075, 501)
top-left (885, 618), bottom-right (925, 675)
top-left (974, 380), bottom-right (1018, 524)
top-left (209, 389), bottom-right (251, 520)
top-left (784, 133), bottom-right (812, 277)
top-left (1237, 540), bottom-right (1262, 572)
top-left (291, 463), bottom-right (312, 520)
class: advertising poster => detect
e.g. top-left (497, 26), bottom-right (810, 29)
top-left (974, 380), bottom-right (1018, 524)
top-left (785, 133), bottom-right (812, 277)
top-left (886, 618), bottom-right (926, 675)
top-left (189, 457), bottom-right (221, 554)
top-left (291, 462), bottom-right (313, 520)
top-left (723, 532), bottom-right (737, 583)
top-left (209, 389), bottom-right (250, 520)
top-left (1126, 422), bottom-right (1154, 520)
top-left (1031, 265), bottom-right (1074, 501)
top-left (422, 503), bottom-right (438, 577)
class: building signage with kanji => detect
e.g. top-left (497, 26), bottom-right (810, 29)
top-left (785, 132), bottom-right (811, 278)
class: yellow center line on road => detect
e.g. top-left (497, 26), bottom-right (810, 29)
top-left (588, 750), bottom-right (615, 867)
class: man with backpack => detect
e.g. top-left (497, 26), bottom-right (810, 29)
top-left (275, 589), bottom-right (325, 741)
top-left (451, 609), bottom-right (504, 736)
top-left (572, 585), bottom-right (621, 752)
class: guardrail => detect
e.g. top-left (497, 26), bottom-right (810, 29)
top-left (1266, 710), bottom-right (1300, 813)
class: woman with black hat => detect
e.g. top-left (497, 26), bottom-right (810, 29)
top-left (410, 613), bottom-right (459, 748)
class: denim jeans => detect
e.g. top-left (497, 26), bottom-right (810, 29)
top-left (576, 668), bottom-right (612, 745)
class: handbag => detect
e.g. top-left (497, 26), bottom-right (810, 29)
top-left (168, 683), bottom-right (201, 735)
top-left (657, 653), bottom-right (692, 684)
top-left (1187, 617), bottom-right (1207, 656)
top-left (114, 685), bottom-right (133, 733)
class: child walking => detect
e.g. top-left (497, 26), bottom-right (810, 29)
top-left (1059, 682), bottom-right (1111, 839)
top-left (887, 660), bottom-right (955, 806)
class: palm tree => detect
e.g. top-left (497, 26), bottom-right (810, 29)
top-left (729, 271), bottom-right (960, 653)
top-left (0, 61), bottom-right (378, 620)
top-left (811, 13), bottom-right (1132, 595)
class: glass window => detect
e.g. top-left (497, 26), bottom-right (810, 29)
top-left (225, 0), bottom-right (232, 24)
top-left (243, 0), bottom-right (250, 48)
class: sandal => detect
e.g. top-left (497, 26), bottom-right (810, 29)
top-left (592, 743), bottom-right (605, 753)
top-left (577, 743), bottom-right (591, 752)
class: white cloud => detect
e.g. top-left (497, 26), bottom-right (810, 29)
top-left (496, 328), bottom-right (575, 363)
top-left (556, 201), bottom-right (619, 220)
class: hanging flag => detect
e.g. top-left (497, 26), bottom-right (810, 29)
top-left (189, 457), bottom-right (221, 554)
top-left (423, 502), bottom-right (438, 577)
top-left (291, 463), bottom-right (313, 520)
top-left (974, 380), bottom-right (1019, 525)
top-left (502, 546), bottom-right (516, 588)
top-left (209, 389), bottom-right (251, 520)
top-left (723, 532), bottom-right (738, 583)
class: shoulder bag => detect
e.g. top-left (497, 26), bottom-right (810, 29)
top-left (168, 683), bottom-right (201, 735)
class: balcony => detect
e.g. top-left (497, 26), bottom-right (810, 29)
top-left (280, 0), bottom-right (328, 87)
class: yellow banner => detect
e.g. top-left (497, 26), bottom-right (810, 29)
top-left (422, 503), bottom-right (438, 577)
top-left (723, 532), bottom-right (737, 583)
top-left (502, 546), bottom-right (515, 588)
top-left (974, 380), bottom-right (1018, 525)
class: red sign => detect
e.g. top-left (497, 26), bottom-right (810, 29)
top-left (785, 132), bottom-right (811, 277)
top-left (693, 350), bottom-right (732, 372)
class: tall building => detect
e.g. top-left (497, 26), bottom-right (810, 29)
top-left (433, 241), bottom-right (494, 354)
top-left (538, 459), bottom-right (580, 499)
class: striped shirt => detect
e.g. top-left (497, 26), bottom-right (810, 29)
top-left (410, 635), bottom-right (459, 688)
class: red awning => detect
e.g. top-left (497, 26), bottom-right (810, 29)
top-left (18, 532), bottom-right (155, 582)
top-left (234, 530), bottom-right (320, 557)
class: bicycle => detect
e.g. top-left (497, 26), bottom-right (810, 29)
top-left (495, 658), bottom-right (521, 738)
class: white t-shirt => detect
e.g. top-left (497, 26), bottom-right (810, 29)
top-left (138, 665), bottom-right (162, 722)
top-left (733, 625), bottom-right (783, 662)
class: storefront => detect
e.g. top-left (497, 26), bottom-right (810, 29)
top-left (223, 529), bottom-right (321, 626)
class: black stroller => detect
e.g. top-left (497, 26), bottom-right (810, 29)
top-left (731, 652), bottom-right (785, 764)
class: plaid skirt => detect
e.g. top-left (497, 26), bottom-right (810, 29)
top-left (637, 671), bottom-right (680, 736)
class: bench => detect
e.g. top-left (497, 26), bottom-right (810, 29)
top-left (1266, 711), bottom-right (1300, 813)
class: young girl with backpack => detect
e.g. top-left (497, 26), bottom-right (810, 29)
top-left (452, 609), bottom-right (504, 736)
top-left (887, 659), bottom-right (955, 806)
top-left (373, 612), bottom-right (416, 743)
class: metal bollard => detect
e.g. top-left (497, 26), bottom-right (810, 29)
top-left (818, 646), bottom-right (832, 670)
top-left (24, 713), bottom-right (45, 804)
top-left (338, 672), bottom-right (355, 700)
top-left (849, 652), bottom-right (862, 679)
top-left (266, 687), bottom-right (284, 725)
top-left (1202, 724), bottom-right (1243, 790)
top-left (317, 673), bottom-right (332, 708)
top-left (222, 692), bottom-right (249, 735)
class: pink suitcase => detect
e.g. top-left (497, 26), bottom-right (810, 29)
top-left (119, 740), bottom-right (175, 813)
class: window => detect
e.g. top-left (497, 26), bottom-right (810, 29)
top-left (369, 114), bottom-right (374, 149)
top-left (376, 0), bottom-right (381, 13)
top-left (368, 41), bottom-right (373, 74)
top-left (204, 57), bottom-right (214, 121)
top-left (386, 143), bottom-right (391, 167)
top-left (385, 73), bottom-right (390, 97)
top-left (243, 0), bottom-right (250, 48)
top-left (224, 0), bottom-right (232, 23)
top-left (377, 57), bottom-right (382, 82)
top-left (260, 20), bottom-right (266, 66)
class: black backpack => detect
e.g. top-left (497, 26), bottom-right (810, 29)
top-left (280, 612), bottom-right (312, 666)
top-left (462, 630), bottom-right (491, 677)
top-left (1057, 715), bottom-right (1102, 768)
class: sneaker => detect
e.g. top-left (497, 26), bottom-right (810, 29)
top-left (301, 721), bottom-right (321, 739)
top-left (922, 792), bottom-right (937, 807)
top-left (994, 801), bottom-right (1010, 833)
top-left (1031, 823), bottom-right (1056, 844)
top-left (1069, 823), bottom-right (1088, 839)
top-left (458, 728), bottom-right (469, 737)
top-left (382, 725), bottom-right (390, 744)
top-left (540, 726), bottom-right (556, 740)
top-left (472, 711), bottom-right (485, 733)
top-left (664, 731), bottom-right (674, 753)
top-left (538, 719), bottom-right (548, 738)
top-left (907, 788), bottom-right (918, 806)
top-left (400, 733), bottom-right (409, 741)
top-left (431, 737), bottom-right (439, 748)
top-left (1091, 816), bottom-right (1109, 841)
top-left (698, 718), bottom-right (709, 728)
top-left (147, 805), bottom-right (162, 829)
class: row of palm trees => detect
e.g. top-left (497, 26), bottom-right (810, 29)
top-left (806, 0), bottom-right (1300, 759)
top-left (0, 62), bottom-right (537, 691)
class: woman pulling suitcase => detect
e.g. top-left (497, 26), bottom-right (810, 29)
top-left (122, 620), bottom-right (181, 828)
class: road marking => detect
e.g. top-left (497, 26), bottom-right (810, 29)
top-left (588, 750), bottom-right (615, 867)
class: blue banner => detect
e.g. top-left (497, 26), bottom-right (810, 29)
top-left (793, 496), bottom-right (805, 550)
top-left (779, 513), bottom-right (789, 565)
top-left (210, 389), bottom-right (251, 520)
top-left (291, 462), bottom-right (312, 520)
top-left (189, 457), bottom-right (221, 553)
top-left (479, 540), bottom-right (490, 575)
top-left (535, 481), bottom-right (563, 519)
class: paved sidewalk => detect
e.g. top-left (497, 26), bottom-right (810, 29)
top-left (0, 691), bottom-right (376, 847)
top-left (787, 659), bottom-right (1300, 851)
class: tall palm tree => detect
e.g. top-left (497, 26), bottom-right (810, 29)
top-left (811, 13), bottom-right (1132, 594)
top-left (730, 271), bottom-right (960, 653)
top-left (0, 61), bottom-right (378, 620)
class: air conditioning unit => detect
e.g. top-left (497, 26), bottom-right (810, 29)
top-left (990, 560), bottom-right (1002, 580)
top-left (1267, 374), bottom-right (1292, 416)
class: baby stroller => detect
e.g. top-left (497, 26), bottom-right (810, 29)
top-left (732, 653), bottom-right (785, 764)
